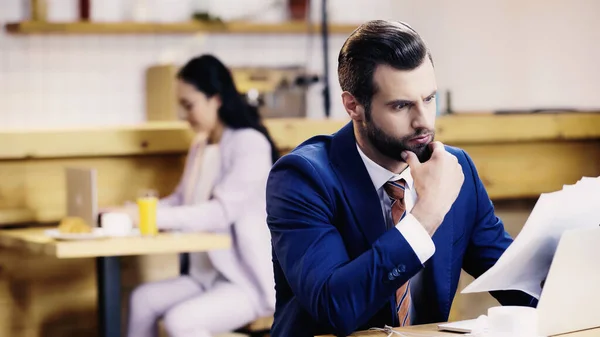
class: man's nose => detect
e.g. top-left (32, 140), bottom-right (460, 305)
top-left (411, 103), bottom-right (434, 131)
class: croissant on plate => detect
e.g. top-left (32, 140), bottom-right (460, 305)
top-left (58, 216), bottom-right (92, 234)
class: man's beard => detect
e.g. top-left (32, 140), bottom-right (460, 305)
top-left (363, 118), bottom-right (435, 163)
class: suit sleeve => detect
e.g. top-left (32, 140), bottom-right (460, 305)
top-left (267, 154), bottom-right (424, 335)
top-left (460, 150), bottom-right (538, 307)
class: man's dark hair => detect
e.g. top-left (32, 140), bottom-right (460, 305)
top-left (338, 20), bottom-right (432, 112)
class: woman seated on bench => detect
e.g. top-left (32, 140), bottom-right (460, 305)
top-left (127, 54), bottom-right (278, 337)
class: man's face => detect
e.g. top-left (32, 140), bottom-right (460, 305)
top-left (360, 60), bottom-right (438, 163)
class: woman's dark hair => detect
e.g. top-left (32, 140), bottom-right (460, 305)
top-left (177, 54), bottom-right (280, 164)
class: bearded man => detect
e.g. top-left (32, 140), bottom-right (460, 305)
top-left (265, 19), bottom-right (537, 337)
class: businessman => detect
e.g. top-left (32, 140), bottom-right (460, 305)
top-left (265, 20), bottom-right (536, 337)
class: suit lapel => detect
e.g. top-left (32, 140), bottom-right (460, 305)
top-left (329, 122), bottom-right (387, 246)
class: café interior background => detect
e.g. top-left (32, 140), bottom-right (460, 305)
top-left (1, 0), bottom-right (599, 129)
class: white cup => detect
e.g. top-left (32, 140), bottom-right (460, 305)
top-left (488, 306), bottom-right (540, 337)
top-left (101, 212), bottom-right (133, 237)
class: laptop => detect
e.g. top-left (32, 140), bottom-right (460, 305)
top-left (439, 227), bottom-right (600, 336)
top-left (536, 227), bottom-right (600, 336)
top-left (65, 167), bottom-right (98, 228)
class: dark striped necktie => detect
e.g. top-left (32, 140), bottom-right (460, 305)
top-left (383, 179), bottom-right (411, 327)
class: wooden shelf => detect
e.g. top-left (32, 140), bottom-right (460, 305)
top-left (5, 20), bottom-right (359, 35)
top-left (1, 113), bottom-right (600, 160)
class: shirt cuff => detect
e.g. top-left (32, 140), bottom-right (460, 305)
top-left (395, 213), bottom-right (436, 264)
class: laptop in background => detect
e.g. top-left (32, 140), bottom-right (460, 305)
top-left (65, 167), bottom-right (98, 228)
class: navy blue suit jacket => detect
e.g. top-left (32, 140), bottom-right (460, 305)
top-left (265, 122), bottom-right (536, 337)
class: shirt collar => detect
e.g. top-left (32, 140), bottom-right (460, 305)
top-left (355, 143), bottom-right (413, 191)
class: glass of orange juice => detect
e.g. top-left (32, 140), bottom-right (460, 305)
top-left (137, 189), bottom-right (158, 236)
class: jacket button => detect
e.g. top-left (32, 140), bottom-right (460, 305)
top-left (388, 272), bottom-right (395, 281)
top-left (398, 265), bottom-right (406, 272)
top-left (392, 268), bottom-right (400, 277)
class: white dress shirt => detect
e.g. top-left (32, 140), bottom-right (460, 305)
top-left (356, 144), bottom-right (435, 264)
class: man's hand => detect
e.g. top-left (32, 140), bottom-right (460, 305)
top-left (403, 141), bottom-right (465, 236)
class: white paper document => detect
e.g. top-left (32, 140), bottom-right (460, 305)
top-left (462, 176), bottom-right (600, 299)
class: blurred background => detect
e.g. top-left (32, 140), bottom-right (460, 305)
top-left (0, 1), bottom-right (599, 336)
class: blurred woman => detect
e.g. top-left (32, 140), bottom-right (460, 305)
top-left (127, 54), bottom-right (278, 337)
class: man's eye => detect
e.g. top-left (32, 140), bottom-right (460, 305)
top-left (394, 103), bottom-right (409, 110)
top-left (424, 94), bottom-right (436, 103)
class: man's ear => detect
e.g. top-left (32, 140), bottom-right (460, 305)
top-left (341, 92), bottom-right (365, 122)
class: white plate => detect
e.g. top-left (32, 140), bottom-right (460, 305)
top-left (103, 228), bottom-right (141, 237)
top-left (45, 228), bottom-right (108, 241)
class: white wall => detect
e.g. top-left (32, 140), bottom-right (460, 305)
top-left (398, 0), bottom-right (600, 112)
top-left (0, 0), bottom-right (598, 129)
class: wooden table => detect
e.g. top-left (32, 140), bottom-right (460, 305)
top-left (316, 324), bottom-right (456, 336)
top-left (317, 323), bottom-right (600, 336)
top-left (0, 227), bottom-right (231, 337)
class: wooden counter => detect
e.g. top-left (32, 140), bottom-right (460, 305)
top-left (1, 113), bottom-right (600, 225)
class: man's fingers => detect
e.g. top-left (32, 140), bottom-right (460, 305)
top-left (402, 151), bottom-right (421, 168)
top-left (430, 141), bottom-right (445, 153)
